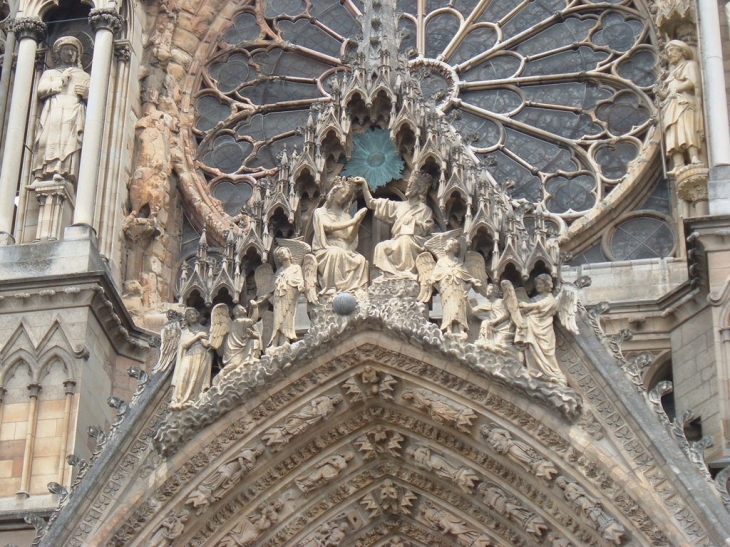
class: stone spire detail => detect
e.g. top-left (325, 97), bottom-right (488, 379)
top-left (359, 0), bottom-right (401, 69)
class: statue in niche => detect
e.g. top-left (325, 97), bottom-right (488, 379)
top-left (148, 510), bottom-right (188, 547)
top-left (415, 233), bottom-right (487, 338)
top-left (657, 39), bottom-right (703, 172)
top-left (401, 388), bottom-right (477, 433)
top-left (312, 176), bottom-right (369, 295)
top-left (422, 504), bottom-right (493, 547)
top-left (185, 445), bottom-right (263, 515)
top-left (477, 483), bottom-right (547, 538)
top-left (221, 305), bottom-right (262, 370)
top-left (32, 36), bottom-right (90, 184)
top-left (359, 171), bottom-right (435, 278)
top-left (126, 102), bottom-right (179, 225)
top-left (262, 394), bottom-right (343, 446)
top-left (170, 305), bottom-right (229, 410)
top-left (480, 425), bottom-right (558, 480)
top-left (295, 451), bottom-right (354, 493)
top-left (252, 240), bottom-right (317, 349)
top-left (501, 274), bottom-right (579, 386)
top-left (556, 477), bottom-right (625, 544)
top-left (475, 283), bottom-right (514, 354)
top-left (218, 500), bottom-right (282, 547)
top-left (406, 444), bottom-right (478, 493)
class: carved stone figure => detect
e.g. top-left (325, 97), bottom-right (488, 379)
top-left (475, 283), bottom-right (514, 354)
top-left (480, 425), bottom-right (558, 480)
top-left (295, 451), bottom-right (354, 493)
top-left (478, 483), bottom-right (547, 538)
top-left (170, 308), bottom-right (216, 410)
top-left (401, 388), bottom-right (476, 432)
top-left (254, 246), bottom-right (305, 347)
top-left (342, 367), bottom-right (397, 402)
top-left (312, 176), bottom-right (369, 294)
top-left (502, 275), bottom-right (579, 385)
top-left (221, 305), bottom-right (262, 370)
top-left (148, 510), bottom-right (188, 547)
top-left (416, 237), bottom-right (483, 338)
top-left (422, 504), bottom-right (493, 547)
top-left (406, 444), bottom-right (478, 493)
top-left (354, 427), bottom-right (404, 459)
top-left (262, 394), bottom-right (343, 446)
top-left (297, 521), bottom-right (349, 547)
top-left (556, 477), bottom-right (625, 544)
top-left (657, 40), bottom-right (703, 172)
top-left (126, 102), bottom-right (179, 223)
top-left (185, 445), bottom-right (264, 514)
top-left (377, 480), bottom-right (416, 515)
top-left (33, 37), bottom-right (90, 183)
top-left (218, 501), bottom-right (281, 547)
top-left (360, 171), bottom-right (435, 278)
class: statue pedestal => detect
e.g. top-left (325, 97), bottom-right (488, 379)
top-left (675, 165), bottom-right (709, 216)
top-left (28, 177), bottom-right (76, 241)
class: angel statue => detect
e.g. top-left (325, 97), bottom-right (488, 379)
top-left (169, 305), bottom-right (230, 410)
top-left (359, 171), bottom-right (435, 278)
top-left (416, 232), bottom-right (488, 339)
top-left (221, 304), bottom-right (262, 370)
top-left (253, 240), bottom-right (317, 348)
top-left (501, 274), bottom-right (579, 385)
top-left (312, 176), bottom-right (369, 295)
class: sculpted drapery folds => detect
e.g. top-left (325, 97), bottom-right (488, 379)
top-left (170, 306), bottom-right (229, 410)
top-left (501, 274), bottom-right (579, 386)
top-left (294, 451), bottom-right (354, 493)
top-left (33, 37), bottom-right (90, 183)
top-left (406, 444), bottom-right (479, 493)
top-left (312, 177), bottom-right (369, 294)
top-left (360, 172), bottom-right (435, 278)
top-left (657, 39), bottom-right (703, 171)
top-left (262, 394), bottom-right (343, 446)
top-left (148, 510), bottom-right (188, 547)
top-left (480, 425), bottom-right (558, 480)
top-left (221, 305), bottom-right (262, 370)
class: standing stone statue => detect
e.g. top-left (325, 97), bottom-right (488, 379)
top-left (657, 40), bottom-right (703, 172)
top-left (360, 171), bottom-right (434, 278)
top-left (33, 36), bottom-right (90, 184)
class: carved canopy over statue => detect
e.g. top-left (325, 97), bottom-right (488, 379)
top-left (33, 37), bottom-right (90, 184)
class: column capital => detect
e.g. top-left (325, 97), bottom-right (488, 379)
top-left (10, 17), bottom-right (46, 42)
top-left (63, 379), bottom-right (77, 395)
top-left (27, 382), bottom-right (42, 397)
top-left (88, 8), bottom-right (123, 34)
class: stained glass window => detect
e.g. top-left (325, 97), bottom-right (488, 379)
top-left (194, 0), bottom-right (657, 221)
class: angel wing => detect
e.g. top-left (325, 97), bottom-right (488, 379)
top-left (557, 283), bottom-right (580, 335)
top-left (275, 237), bottom-right (312, 267)
top-left (301, 253), bottom-right (319, 303)
top-left (415, 252), bottom-right (436, 303)
top-left (254, 263), bottom-right (275, 298)
top-left (464, 251), bottom-right (489, 297)
top-left (151, 318), bottom-right (182, 374)
top-left (208, 303), bottom-right (232, 350)
top-left (424, 229), bottom-right (463, 259)
top-left (500, 280), bottom-right (526, 330)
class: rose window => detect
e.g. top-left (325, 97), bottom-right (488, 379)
top-left (195, 0), bottom-right (657, 223)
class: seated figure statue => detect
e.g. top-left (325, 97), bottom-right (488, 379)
top-left (311, 176), bottom-right (369, 294)
top-left (359, 171), bottom-right (435, 278)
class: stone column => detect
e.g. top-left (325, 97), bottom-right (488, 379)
top-left (17, 382), bottom-right (41, 497)
top-left (70, 8), bottom-right (122, 233)
top-left (56, 380), bottom-right (76, 485)
top-left (0, 17), bottom-right (46, 245)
